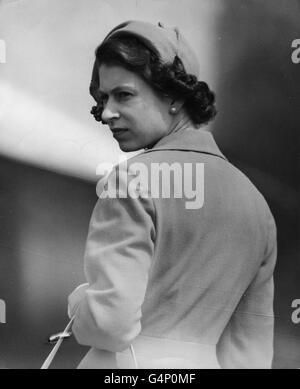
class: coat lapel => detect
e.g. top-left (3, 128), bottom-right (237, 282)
top-left (143, 128), bottom-right (227, 161)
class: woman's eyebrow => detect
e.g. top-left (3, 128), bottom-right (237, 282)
top-left (99, 85), bottom-right (136, 95)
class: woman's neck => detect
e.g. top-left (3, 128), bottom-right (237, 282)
top-left (168, 110), bottom-right (196, 135)
top-left (145, 112), bottom-right (196, 151)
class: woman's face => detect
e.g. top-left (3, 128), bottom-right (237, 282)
top-left (96, 64), bottom-right (174, 152)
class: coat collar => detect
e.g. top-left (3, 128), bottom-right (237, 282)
top-left (143, 128), bottom-right (227, 161)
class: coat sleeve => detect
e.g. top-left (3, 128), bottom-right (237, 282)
top-left (69, 165), bottom-right (156, 352)
top-left (216, 212), bottom-right (277, 368)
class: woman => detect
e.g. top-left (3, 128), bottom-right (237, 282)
top-left (68, 20), bottom-right (277, 369)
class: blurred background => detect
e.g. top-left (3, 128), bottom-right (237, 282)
top-left (0, 0), bottom-right (299, 368)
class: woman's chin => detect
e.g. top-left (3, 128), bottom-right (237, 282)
top-left (118, 141), bottom-right (142, 152)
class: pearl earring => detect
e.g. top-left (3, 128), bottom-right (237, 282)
top-left (170, 107), bottom-right (177, 114)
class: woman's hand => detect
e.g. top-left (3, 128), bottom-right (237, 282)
top-left (67, 283), bottom-right (89, 318)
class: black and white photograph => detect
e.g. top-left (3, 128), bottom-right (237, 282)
top-left (0, 0), bottom-right (299, 371)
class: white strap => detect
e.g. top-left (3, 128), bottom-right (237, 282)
top-left (41, 316), bottom-right (75, 369)
top-left (41, 315), bottom-right (139, 369)
top-left (130, 344), bottom-right (139, 369)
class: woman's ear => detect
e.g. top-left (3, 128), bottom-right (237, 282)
top-left (169, 99), bottom-right (185, 115)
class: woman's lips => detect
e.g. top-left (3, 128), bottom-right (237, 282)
top-left (111, 128), bottom-right (128, 137)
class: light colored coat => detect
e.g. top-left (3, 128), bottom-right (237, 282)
top-left (68, 128), bottom-right (277, 369)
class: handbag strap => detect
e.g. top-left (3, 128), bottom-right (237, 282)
top-left (41, 315), bottom-right (139, 369)
top-left (41, 315), bottom-right (75, 369)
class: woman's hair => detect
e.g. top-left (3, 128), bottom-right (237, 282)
top-left (90, 35), bottom-right (217, 126)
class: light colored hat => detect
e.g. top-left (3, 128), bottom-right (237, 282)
top-left (102, 20), bottom-right (200, 78)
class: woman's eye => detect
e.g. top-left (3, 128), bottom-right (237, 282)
top-left (117, 91), bottom-right (131, 100)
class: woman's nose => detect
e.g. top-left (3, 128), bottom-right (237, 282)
top-left (101, 99), bottom-right (120, 123)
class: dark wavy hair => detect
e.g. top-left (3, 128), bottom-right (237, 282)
top-left (90, 35), bottom-right (217, 126)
